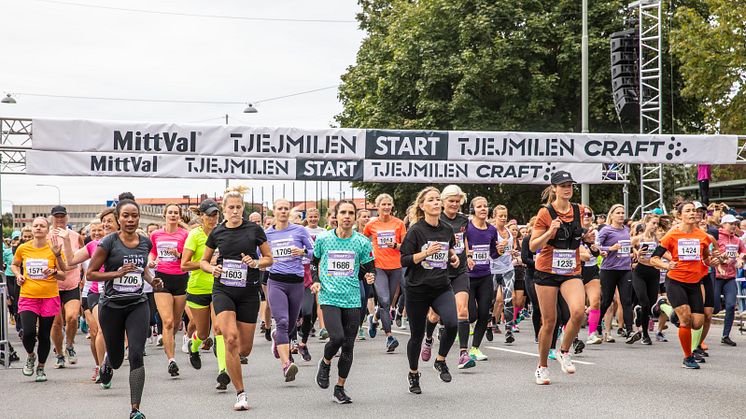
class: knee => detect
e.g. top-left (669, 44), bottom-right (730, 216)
top-left (329, 335), bottom-right (345, 348)
top-left (442, 316), bottom-right (458, 331)
top-left (569, 307), bottom-right (585, 321)
top-left (274, 317), bottom-right (289, 332)
top-left (678, 314), bottom-right (692, 328)
top-left (224, 333), bottom-right (239, 349)
top-left (162, 318), bottom-right (175, 330)
top-left (456, 306), bottom-right (468, 319)
top-left (129, 352), bottom-right (144, 369)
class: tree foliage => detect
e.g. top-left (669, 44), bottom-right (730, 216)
top-left (671, 0), bottom-right (746, 134)
top-left (339, 0), bottom-right (705, 221)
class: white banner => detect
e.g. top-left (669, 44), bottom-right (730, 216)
top-left (32, 118), bottom-right (738, 164)
top-left (26, 150), bottom-right (605, 184)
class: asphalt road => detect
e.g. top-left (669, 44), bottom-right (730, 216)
top-left (1, 320), bottom-right (744, 418)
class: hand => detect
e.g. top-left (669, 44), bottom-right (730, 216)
top-left (290, 247), bottom-right (305, 257)
top-left (43, 267), bottom-right (56, 276)
top-left (467, 258), bottom-right (475, 270)
top-left (53, 227), bottom-right (69, 240)
top-left (240, 253), bottom-right (256, 268)
top-left (497, 240), bottom-right (508, 255)
top-left (590, 244), bottom-right (599, 252)
top-left (310, 282), bottom-right (321, 294)
top-left (548, 218), bottom-right (562, 233)
top-left (364, 272), bottom-right (375, 284)
top-left (167, 248), bottom-right (180, 257)
top-left (449, 254), bottom-right (460, 268)
top-left (425, 243), bottom-right (442, 257)
top-left (49, 240), bottom-right (62, 256)
top-left (667, 261), bottom-right (677, 270)
top-left (212, 264), bottom-right (223, 278)
top-left (16, 276), bottom-right (25, 286)
top-left (151, 277), bottom-right (164, 290)
top-left (148, 260), bottom-right (158, 269)
top-left (117, 263), bottom-right (138, 277)
top-left (600, 251), bottom-right (608, 258)
top-left (609, 243), bottom-right (621, 251)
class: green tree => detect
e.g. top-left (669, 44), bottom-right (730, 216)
top-left (671, 0), bottom-right (746, 134)
top-left (339, 0), bottom-right (705, 220)
top-left (2, 212), bottom-right (12, 229)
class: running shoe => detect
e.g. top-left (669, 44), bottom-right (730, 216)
top-left (216, 370), bottom-right (230, 391)
top-left (23, 354), bottom-right (36, 376)
top-left (233, 391), bottom-right (250, 411)
top-left (692, 352), bottom-right (706, 363)
top-left (557, 351), bottom-right (576, 374)
top-left (168, 360), bottom-right (180, 377)
top-left (408, 372), bottom-right (422, 394)
top-left (201, 337), bottom-right (214, 352)
top-left (485, 326), bottom-right (493, 342)
top-left (652, 296), bottom-right (668, 318)
top-left (91, 366), bottom-right (99, 381)
top-left (693, 347), bottom-right (709, 358)
top-left (264, 328), bottom-right (272, 342)
top-left (512, 325), bottom-right (520, 333)
top-left (333, 385), bottom-right (352, 404)
top-left (240, 355), bottom-right (248, 364)
top-left (625, 331), bottom-right (642, 344)
top-left (65, 346), bottom-right (77, 364)
top-left (271, 330), bottom-right (280, 359)
top-left (548, 349), bottom-right (557, 360)
top-left (586, 332), bottom-right (602, 345)
top-left (80, 317), bottom-right (88, 334)
top-left (35, 367), bottom-right (47, 382)
top-left (130, 409), bottom-right (146, 419)
top-left (634, 305), bottom-right (643, 328)
top-left (395, 312), bottom-right (403, 328)
top-left (357, 327), bottom-right (366, 341)
top-left (156, 334), bottom-right (163, 347)
top-left (656, 332), bottom-right (668, 342)
top-left (682, 356), bottom-right (700, 369)
top-left (573, 338), bottom-right (585, 354)
top-left (99, 364), bottom-right (113, 387)
top-left (386, 336), bottom-right (399, 353)
top-left (603, 333), bottom-right (615, 343)
top-left (617, 327), bottom-right (626, 337)
top-left (367, 314), bottom-right (378, 339)
top-left (188, 340), bottom-right (202, 370)
top-left (316, 359), bottom-right (331, 389)
top-left (54, 354), bottom-right (65, 369)
top-left (505, 329), bottom-right (515, 344)
top-left (290, 340), bottom-right (299, 354)
top-left (181, 335), bottom-right (190, 354)
top-left (282, 360), bottom-right (298, 382)
top-left (421, 338), bottom-right (433, 362)
top-left (319, 328), bottom-right (329, 340)
top-left (535, 366), bottom-right (551, 385)
top-left (468, 347), bottom-right (488, 361)
top-left (721, 336), bottom-right (737, 347)
top-left (259, 321), bottom-right (267, 333)
top-left (433, 360), bottom-right (452, 382)
top-left (641, 336), bottom-right (652, 345)
top-left (298, 344), bottom-right (312, 361)
top-left (457, 351), bottom-right (476, 369)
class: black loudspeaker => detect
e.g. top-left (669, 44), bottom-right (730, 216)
top-left (610, 28), bottom-right (639, 120)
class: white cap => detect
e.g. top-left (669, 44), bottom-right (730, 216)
top-left (441, 185), bottom-right (467, 205)
top-left (721, 214), bottom-right (738, 224)
top-left (692, 201), bottom-right (704, 209)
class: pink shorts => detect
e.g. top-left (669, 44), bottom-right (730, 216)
top-left (18, 296), bottom-right (61, 317)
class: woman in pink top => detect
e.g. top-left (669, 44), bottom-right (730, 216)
top-left (148, 203), bottom-right (189, 377)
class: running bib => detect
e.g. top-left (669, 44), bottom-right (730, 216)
top-left (156, 241), bottom-right (178, 262)
top-left (26, 258), bottom-right (49, 280)
top-left (725, 244), bottom-right (739, 259)
top-left (423, 242), bottom-right (449, 270)
top-left (113, 270), bottom-right (143, 293)
top-left (677, 239), bottom-right (700, 261)
top-left (472, 244), bottom-right (490, 265)
top-left (618, 240), bottom-right (631, 257)
top-left (640, 241), bottom-right (656, 260)
top-left (453, 233), bottom-right (465, 255)
top-left (376, 230), bottom-right (396, 248)
top-left (220, 259), bottom-right (247, 287)
top-left (551, 249), bottom-right (577, 275)
top-left (270, 238), bottom-right (294, 262)
top-left (327, 251), bottom-right (355, 277)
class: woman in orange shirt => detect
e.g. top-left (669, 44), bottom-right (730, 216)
top-left (10, 217), bottom-right (67, 382)
top-left (650, 201), bottom-right (721, 369)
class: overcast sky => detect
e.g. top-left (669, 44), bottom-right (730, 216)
top-left (1, 0), bottom-right (365, 211)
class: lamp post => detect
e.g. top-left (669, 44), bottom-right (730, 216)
top-left (36, 184), bottom-right (61, 205)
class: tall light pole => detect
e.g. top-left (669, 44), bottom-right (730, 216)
top-left (36, 183), bottom-right (61, 205)
top-left (580, 0), bottom-right (590, 206)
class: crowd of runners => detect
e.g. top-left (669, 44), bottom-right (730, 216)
top-left (3, 171), bottom-right (745, 417)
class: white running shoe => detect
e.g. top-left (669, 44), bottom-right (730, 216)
top-left (234, 392), bottom-right (250, 411)
top-left (557, 351), bottom-right (576, 374)
top-left (586, 332), bottom-right (602, 345)
top-left (535, 366), bottom-right (551, 385)
top-left (181, 335), bottom-right (190, 354)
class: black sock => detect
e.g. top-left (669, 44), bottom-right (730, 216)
top-left (458, 320), bottom-right (470, 349)
top-left (425, 320), bottom-right (437, 339)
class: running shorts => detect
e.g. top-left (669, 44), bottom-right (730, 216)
top-left (665, 277), bottom-right (704, 314)
top-left (59, 287), bottom-right (81, 305)
top-left (213, 287), bottom-right (260, 324)
top-left (450, 272), bottom-right (470, 294)
top-left (155, 272), bottom-right (189, 296)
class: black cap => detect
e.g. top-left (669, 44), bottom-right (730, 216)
top-left (550, 171), bottom-right (576, 185)
top-left (198, 199), bottom-right (219, 215)
top-left (51, 205), bottom-right (67, 215)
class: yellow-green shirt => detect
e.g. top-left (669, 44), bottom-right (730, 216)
top-left (184, 226), bottom-right (214, 295)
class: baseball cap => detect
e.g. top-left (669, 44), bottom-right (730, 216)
top-left (721, 214), bottom-right (738, 224)
top-left (651, 208), bottom-right (664, 215)
top-left (550, 171), bottom-right (576, 185)
top-left (692, 201), bottom-right (705, 210)
top-left (51, 205), bottom-right (67, 215)
top-left (198, 199), bottom-right (220, 215)
top-left (11, 231), bottom-right (20, 239)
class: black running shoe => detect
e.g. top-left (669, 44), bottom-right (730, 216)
top-left (433, 360), bottom-right (452, 383)
top-left (485, 326), bottom-right (493, 342)
top-left (694, 347), bottom-right (709, 357)
top-left (240, 355), bottom-right (248, 364)
top-left (264, 328), bottom-right (272, 342)
top-left (505, 329), bottom-right (515, 344)
top-left (408, 372), bottom-right (422, 394)
top-left (188, 342), bottom-right (202, 370)
top-left (316, 359), bottom-right (331, 389)
top-left (625, 331), bottom-right (642, 344)
top-left (634, 305), bottom-right (643, 328)
top-left (721, 336), bottom-right (737, 347)
top-left (641, 335), bottom-right (652, 345)
top-left (333, 385), bottom-right (352, 404)
top-left (573, 338), bottom-right (585, 354)
top-left (168, 360), bottom-right (179, 377)
top-left (130, 408), bottom-right (146, 419)
top-left (99, 363), bottom-right (113, 385)
top-left (216, 370), bottom-right (230, 391)
top-left (692, 352), bottom-right (706, 363)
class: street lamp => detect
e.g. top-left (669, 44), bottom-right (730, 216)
top-left (1, 94), bottom-right (16, 104)
top-left (243, 103), bottom-right (258, 113)
top-left (36, 184), bottom-right (61, 205)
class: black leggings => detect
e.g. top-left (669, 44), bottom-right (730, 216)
top-left (406, 287), bottom-right (457, 371)
top-left (468, 275), bottom-right (494, 349)
top-left (20, 312), bottom-right (54, 363)
top-left (599, 269), bottom-right (634, 332)
top-left (295, 288), bottom-right (316, 344)
top-left (321, 305), bottom-right (360, 379)
top-left (632, 264), bottom-right (659, 338)
top-left (524, 269), bottom-right (541, 340)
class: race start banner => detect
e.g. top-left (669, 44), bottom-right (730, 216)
top-left (28, 118), bottom-right (739, 183)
